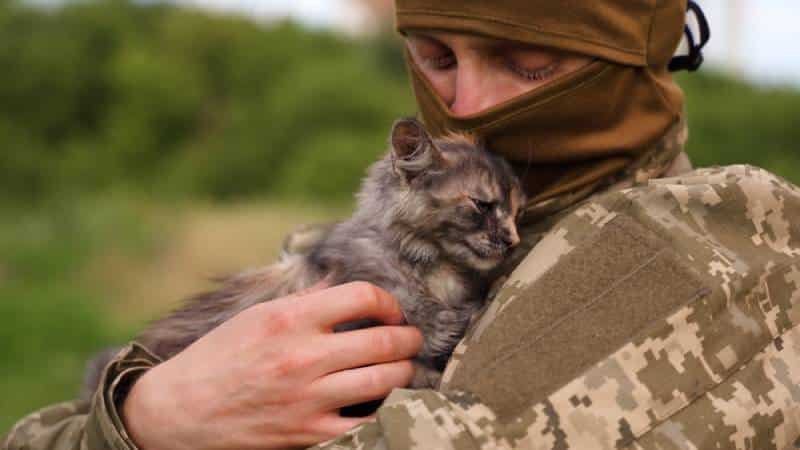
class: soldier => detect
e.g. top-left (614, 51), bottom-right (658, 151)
top-left (7, 0), bottom-right (800, 449)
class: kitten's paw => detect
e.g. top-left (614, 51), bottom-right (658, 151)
top-left (435, 307), bottom-right (476, 330)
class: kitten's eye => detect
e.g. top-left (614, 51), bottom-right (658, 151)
top-left (471, 198), bottom-right (494, 214)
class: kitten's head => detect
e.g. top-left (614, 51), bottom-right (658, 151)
top-left (385, 118), bottom-right (526, 272)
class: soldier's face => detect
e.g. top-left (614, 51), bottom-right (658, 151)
top-left (405, 31), bottom-right (594, 117)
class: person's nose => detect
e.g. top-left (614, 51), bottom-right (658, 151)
top-left (449, 60), bottom-right (493, 117)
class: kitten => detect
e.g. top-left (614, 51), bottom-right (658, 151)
top-left (88, 118), bottom-right (525, 395)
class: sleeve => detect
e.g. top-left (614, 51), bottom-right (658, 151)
top-left (313, 165), bottom-right (800, 450)
top-left (3, 343), bottom-right (161, 450)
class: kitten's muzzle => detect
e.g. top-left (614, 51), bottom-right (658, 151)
top-left (499, 234), bottom-right (519, 249)
top-left (491, 228), bottom-right (520, 253)
top-left (501, 224), bottom-right (521, 248)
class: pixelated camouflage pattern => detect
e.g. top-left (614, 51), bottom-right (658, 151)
top-left (316, 164), bottom-right (800, 450)
top-left (9, 122), bottom-right (800, 449)
top-left (442, 165), bottom-right (800, 450)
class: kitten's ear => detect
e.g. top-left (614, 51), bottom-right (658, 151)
top-left (390, 118), bottom-right (444, 181)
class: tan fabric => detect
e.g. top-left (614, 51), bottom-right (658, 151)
top-left (520, 116), bottom-right (689, 223)
top-left (395, 0), bottom-right (687, 67)
top-left (396, 0), bottom-right (688, 205)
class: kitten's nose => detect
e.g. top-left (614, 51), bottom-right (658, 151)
top-left (501, 226), bottom-right (520, 248)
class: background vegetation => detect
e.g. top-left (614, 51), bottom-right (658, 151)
top-left (1, 0), bottom-right (799, 434)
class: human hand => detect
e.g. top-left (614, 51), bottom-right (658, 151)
top-left (121, 282), bottom-right (423, 450)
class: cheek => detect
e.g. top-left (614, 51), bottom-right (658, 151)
top-left (444, 205), bottom-right (483, 230)
top-left (420, 68), bottom-right (456, 105)
top-left (424, 68), bottom-right (530, 112)
top-left (486, 75), bottom-right (537, 106)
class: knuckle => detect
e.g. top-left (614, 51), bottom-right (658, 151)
top-left (267, 351), bottom-right (314, 378)
top-left (348, 282), bottom-right (402, 320)
top-left (261, 307), bottom-right (298, 335)
top-left (352, 281), bottom-right (380, 305)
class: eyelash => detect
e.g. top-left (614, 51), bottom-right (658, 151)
top-left (505, 61), bottom-right (557, 82)
top-left (423, 53), bottom-right (558, 83)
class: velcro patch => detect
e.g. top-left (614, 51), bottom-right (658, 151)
top-left (444, 213), bottom-right (708, 421)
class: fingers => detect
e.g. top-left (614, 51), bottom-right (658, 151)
top-left (308, 360), bottom-right (415, 411)
top-left (284, 415), bottom-right (376, 448)
top-left (312, 326), bottom-right (423, 375)
top-left (314, 414), bottom-right (376, 437)
top-left (299, 282), bottom-right (406, 329)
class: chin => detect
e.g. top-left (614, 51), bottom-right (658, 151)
top-left (443, 240), bottom-right (505, 272)
top-left (468, 252), bottom-right (504, 272)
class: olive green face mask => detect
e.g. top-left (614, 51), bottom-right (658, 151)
top-left (395, 0), bottom-right (689, 204)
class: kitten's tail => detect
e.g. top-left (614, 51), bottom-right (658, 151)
top-left (136, 250), bottom-right (324, 360)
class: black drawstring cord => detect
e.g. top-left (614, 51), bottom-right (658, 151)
top-left (669, 0), bottom-right (712, 72)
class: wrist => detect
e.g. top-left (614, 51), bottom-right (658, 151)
top-left (122, 366), bottom-right (174, 450)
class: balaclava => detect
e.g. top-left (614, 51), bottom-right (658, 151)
top-left (395, 0), bottom-right (690, 207)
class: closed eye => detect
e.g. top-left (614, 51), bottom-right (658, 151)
top-left (471, 198), bottom-right (494, 214)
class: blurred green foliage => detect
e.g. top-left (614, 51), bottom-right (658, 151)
top-left (0, 0), bottom-right (414, 205)
top-left (0, 0), bottom-right (798, 206)
top-left (0, 197), bottom-right (149, 431)
top-left (678, 72), bottom-right (800, 181)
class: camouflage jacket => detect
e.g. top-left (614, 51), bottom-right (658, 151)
top-left (6, 162), bottom-right (800, 449)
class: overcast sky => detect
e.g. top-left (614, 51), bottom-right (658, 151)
top-left (175, 0), bottom-right (352, 27)
top-left (700, 0), bottom-right (800, 86)
top-left (176, 0), bottom-right (800, 87)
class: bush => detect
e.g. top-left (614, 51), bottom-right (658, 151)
top-left (678, 72), bottom-right (800, 181)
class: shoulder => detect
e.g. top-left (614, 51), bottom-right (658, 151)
top-left (619, 163), bottom-right (800, 228)
top-left (488, 164), bottom-right (800, 311)
top-left (518, 164), bottom-right (800, 284)
top-left (440, 164), bottom-right (800, 449)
